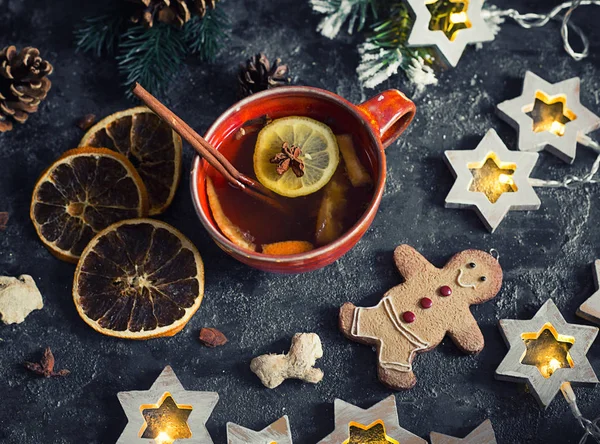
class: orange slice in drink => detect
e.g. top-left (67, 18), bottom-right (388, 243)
top-left (73, 219), bottom-right (204, 339)
top-left (79, 106), bottom-right (182, 215)
top-left (30, 147), bottom-right (149, 263)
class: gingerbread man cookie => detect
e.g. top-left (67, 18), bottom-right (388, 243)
top-left (339, 245), bottom-right (502, 390)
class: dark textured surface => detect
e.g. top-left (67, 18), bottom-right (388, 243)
top-left (1, 0), bottom-right (600, 443)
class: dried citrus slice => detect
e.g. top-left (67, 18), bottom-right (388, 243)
top-left (254, 116), bottom-right (340, 197)
top-left (73, 219), bottom-right (204, 339)
top-left (30, 147), bottom-right (149, 263)
top-left (79, 106), bottom-right (182, 215)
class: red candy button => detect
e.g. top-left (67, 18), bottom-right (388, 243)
top-left (402, 311), bottom-right (416, 323)
top-left (439, 286), bottom-right (452, 296)
top-left (420, 297), bottom-right (433, 309)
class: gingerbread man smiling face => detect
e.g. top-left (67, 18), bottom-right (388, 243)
top-left (339, 245), bottom-right (503, 390)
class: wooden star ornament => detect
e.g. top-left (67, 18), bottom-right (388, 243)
top-left (404, 0), bottom-right (494, 66)
top-left (227, 416), bottom-right (293, 444)
top-left (116, 366), bottom-right (219, 444)
top-left (497, 71), bottom-right (600, 163)
top-left (430, 420), bottom-right (497, 444)
top-left (495, 299), bottom-right (598, 408)
top-left (445, 129), bottom-right (540, 232)
top-left (578, 260), bottom-right (600, 325)
top-left (317, 395), bottom-right (426, 444)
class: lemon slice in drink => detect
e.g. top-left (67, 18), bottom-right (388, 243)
top-left (254, 116), bottom-right (339, 198)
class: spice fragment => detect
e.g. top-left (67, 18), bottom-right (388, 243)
top-left (23, 347), bottom-right (69, 378)
top-left (199, 327), bottom-right (228, 347)
top-left (270, 142), bottom-right (305, 177)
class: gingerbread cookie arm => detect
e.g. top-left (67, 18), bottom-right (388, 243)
top-left (447, 314), bottom-right (485, 354)
top-left (393, 245), bottom-right (438, 280)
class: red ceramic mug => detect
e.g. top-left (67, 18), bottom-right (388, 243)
top-left (190, 86), bottom-right (415, 273)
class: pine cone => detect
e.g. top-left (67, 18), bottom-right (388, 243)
top-left (238, 53), bottom-right (291, 98)
top-left (0, 46), bottom-right (53, 133)
top-left (129, 0), bottom-right (217, 28)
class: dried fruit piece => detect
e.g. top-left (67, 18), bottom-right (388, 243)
top-left (30, 147), bottom-right (149, 263)
top-left (0, 275), bottom-right (43, 324)
top-left (76, 114), bottom-right (96, 130)
top-left (261, 240), bottom-right (314, 256)
top-left (250, 333), bottom-right (324, 389)
top-left (73, 219), bottom-right (204, 339)
top-left (199, 327), bottom-right (228, 347)
top-left (315, 167), bottom-right (350, 246)
top-left (80, 107), bottom-right (182, 215)
top-left (336, 134), bottom-right (372, 187)
top-left (206, 177), bottom-right (256, 251)
top-left (0, 212), bottom-right (8, 230)
top-left (23, 347), bottom-right (69, 378)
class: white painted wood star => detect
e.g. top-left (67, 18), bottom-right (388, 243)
top-left (495, 299), bottom-right (598, 408)
top-left (445, 129), bottom-right (540, 232)
top-left (430, 419), bottom-right (497, 444)
top-left (116, 366), bottom-right (219, 444)
top-left (577, 260), bottom-right (600, 325)
top-left (317, 395), bottom-right (426, 444)
top-left (405, 0), bottom-right (494, 67)
top-left (227, 416), bottom-right (293, 444)
top-left (497, 71), bottom-right (600, 163)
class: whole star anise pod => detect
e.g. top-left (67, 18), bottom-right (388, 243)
top-left (23, 347), bottom-right (70, 378)
top-left (237, 53), bottom-right (291, 98)
top-left (270, 142), bottom-right (305, 177)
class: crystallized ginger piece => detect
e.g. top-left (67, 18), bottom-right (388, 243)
top-left (337, 134), bottom-right (372, 187)
top-left (262, 240), bottom-right (314, 255)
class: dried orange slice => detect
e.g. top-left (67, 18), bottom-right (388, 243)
top-left (73, 219), bottom-right (204, 339)
top-left (79, 106), bottom-right (182, 215)
top-left (30, 147), bottom-right (149, 263)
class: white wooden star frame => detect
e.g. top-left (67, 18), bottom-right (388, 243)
top-left (405, 0), bottom-right (494, 67)
top-left (317, 395), bottom-right (426, 444)
top-left (116, 366), bottom-right (219, 444)
top-left (445, 129), bottom-right (540, 232)
top-left (577, 260), bottom-right (600, 325)
top-left (430, 419), bottom-right (497, 444)
top-left (227, 416), bottom-right (293, 444)
top-left (495, 299), bottom-right (598, 408)
top-left (497, 71), bottom-right (600, 163)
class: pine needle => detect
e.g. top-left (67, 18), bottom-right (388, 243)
top-left (310, 0), bottom-right (378, 38)
top-left (75, 14), bottom-right (125, 57)
top-left (184, 8), bottom-right (230, 62)
top-left (117, 23), bottom-right (189, 97)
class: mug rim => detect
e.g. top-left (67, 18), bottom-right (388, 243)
top-left (190, 85), bottom-right (386, 265)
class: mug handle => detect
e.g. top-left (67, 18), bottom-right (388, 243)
top-left (357, 90), bottom-right (416, 149)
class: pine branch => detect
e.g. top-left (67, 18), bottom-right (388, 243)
top-left (75, 14), bottom-right (125, 57)
top-left (183, 7), bottom-right (230, 62)
top-left (310, 0), bottom-right (378, 39)
top-left (117, 23), bottom-right (189, 97)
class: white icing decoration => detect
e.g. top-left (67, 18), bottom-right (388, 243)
top-left (350, 296), bottom-right (429, 372)
top-left (457, 269), bottom-right (477, 289)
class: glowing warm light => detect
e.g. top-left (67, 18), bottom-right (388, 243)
top-left (343, 420), bottom-right (399, 444)
top-left (549, 120), bottom-right (566, 136)
top-left (155, 432), bottom-right (173, 444)
top-left (468, 154), bottom-right (518, 204)
top-left (450, 11), bottom-right (468, 23)
top-left (521, 323), bottom-right (575, 379)
top-left (498, 174), bottom-right (514, 186)
top-left (525, 90), bottom-right (576, 137)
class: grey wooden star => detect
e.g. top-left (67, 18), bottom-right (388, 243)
top-left (227, 416), bottom-right (293, 444)
top-left (497, 71), bottom-right (600, 163)
top-left (495, 299), bottom-right (598, 408)
top-left (404, 0), bottom-right (494, 67)
top-left (445, 129), bottom-right (540, 232)
top-left (317, 395), bottom-right (426, 444)
top-left (577, 260), bottom-right (600, 325)
top-left (430, 420), bottom-right (497, 444)
top-left (116, 366), bottom-right (219, 444)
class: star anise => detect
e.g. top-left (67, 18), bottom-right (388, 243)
top-left (23, 347), bottom-right (70, 378)
top-left (269, 142), bottom-right (305, 177)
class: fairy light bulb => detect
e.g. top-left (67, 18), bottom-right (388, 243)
top-left (155, 431), bottom-right (173, 444)
top-left (498, 173), bottom-right (514, 186)
top-left (450, 11), bottom-right (468, 23)
top-left (549, 120), bottom-right (566, 136)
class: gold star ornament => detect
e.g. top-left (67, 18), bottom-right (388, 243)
top-left (430, 419), bottom-right (497, 444)
top-left (405, 0), bottom-right (494, 66)
top-left (227, 416), bottom-right (293, 444)
top-left (116, 366), bottom-right (219, 444)
top-left (495, 299), bottom-right (598, 408)
top-left (578, 260), bottom-right (600, 325)
top-left (317, 395), bottom-right (426, 444)
top-left (497, 71), bottom-right (600, 163)
top-left (445, 129), bottom-right (540, 232)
